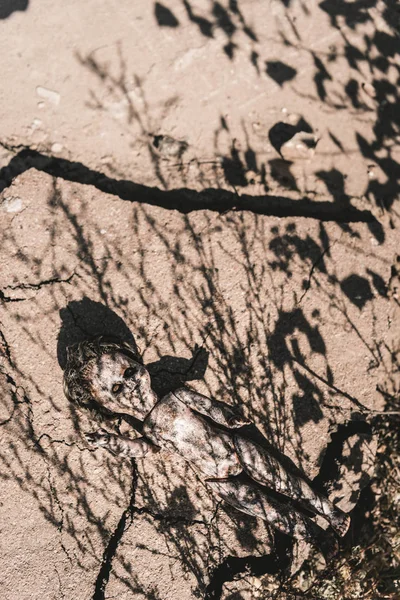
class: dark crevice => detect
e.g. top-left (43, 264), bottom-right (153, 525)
top-left (55, 567), bottom-right (66, 600)
top-left (0, 367), bottom-right (34, 422)
top-left (0, 290), bottom-right (26, 303)
top-left (4, 271), bottom-right (77, 292)
top-left (133, 505), bottom-right (211, 528)
top-left (45, 460), bottom-right (73, 563)
top-left (92, 460), bottom-right (138, 600)
top-left (0, 144), bottom-right (376, 223)
top-left (0, 327), bottom-right (13, 365)
top-left (90, 459), bottom-right (220, 600)
top-left (36, 432), bottom-right (95, 453)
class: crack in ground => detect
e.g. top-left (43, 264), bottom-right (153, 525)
top-left (36, 432), bottom-right (96, 453)
top-left (0, 271), bottom-right (78, 303)
top-left (0, 374), bottom-right (26, 427)
top-left (133, 504), bottom-right (216, 529)
top-left (3, 271), bottom-right (77, 292)
top-left (0, 290), bottom-right (26, 303)
top-left (45, 459), bottom-right (74, 564)
top-left (0, 362), bottom-right (86, 570)
top-left (0, 364), bottom-right (37, 431)
top-left (0, 326), bottom-right (13, 365)
top-left (92, 459), bottom-right (139, 600)
top-left (92, 459), bottom-right (221, 600)
top-left (0, 143), bottom-right (377, 223)
top-left (55, 567), bottom-right (66, 600)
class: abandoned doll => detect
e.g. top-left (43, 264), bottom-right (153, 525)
top-left (63, 336), bottom-right (350, 555)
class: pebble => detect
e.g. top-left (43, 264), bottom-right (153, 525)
top-left (280, 132), bottom-right (318, 160)
top-left (51, 142), bottom-right (63, 154)
top-left (1, 196), bottom-right (23, 213)
top-left (153, 135), bottom-right (188, 158)
top-left (36, 86), bottom-right (60, 106)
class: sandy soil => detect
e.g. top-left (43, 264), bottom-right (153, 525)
top-left (0, 1), bottom-right (399, 599)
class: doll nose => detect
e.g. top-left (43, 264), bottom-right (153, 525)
top-left (127, 380), bottom-right (139, 393)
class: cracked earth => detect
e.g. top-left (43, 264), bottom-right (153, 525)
top-left (0, 1), bottom-right (399, 599)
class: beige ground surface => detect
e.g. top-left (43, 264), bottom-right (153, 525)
top-left (0, 1), bottom-right (399, 599)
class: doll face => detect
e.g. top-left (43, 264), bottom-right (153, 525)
top-left (87, 351), bottom-right (153, 418)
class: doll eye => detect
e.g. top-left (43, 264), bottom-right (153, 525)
top-left (112, 382), bottom-right (123, 394)
top-left (124, 367), bottom-right (137, 379)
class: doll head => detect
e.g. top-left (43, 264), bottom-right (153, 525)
top-left (63, 336), bottom-right (154, 419)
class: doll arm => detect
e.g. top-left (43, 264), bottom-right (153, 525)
top-left (85, 429), bottom-right (159, 457)
top-left (174, 388), bottom-right (250, 428)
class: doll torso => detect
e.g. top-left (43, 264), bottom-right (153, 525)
top-left (143, 390), bottom-right (242, 479)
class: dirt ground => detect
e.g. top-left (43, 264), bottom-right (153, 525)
top-left (0, 1), bottom-right (399, 599)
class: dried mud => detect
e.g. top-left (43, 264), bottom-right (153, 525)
top-left (0, 1), bottom-right (399, 599)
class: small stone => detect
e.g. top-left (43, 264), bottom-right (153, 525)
top-left (152, 134), bottom-right (188, 158)
top-left (37, 101), bottom-right (45, 109)
top-left (51, 143), bottom-right (63, 154)
top-left (280, 132), bottom-right (318, 160)
top-left (1, 196), bottom-right (23, 213)
top-left (36, 86), bottom-right (60, 106)
top-left (281, 107), bottom-right (288, 113)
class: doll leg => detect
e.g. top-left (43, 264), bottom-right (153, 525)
top-left (234, 436), bottom-right (350, 537)
top-left (206, 477), bottom-right (338, 558)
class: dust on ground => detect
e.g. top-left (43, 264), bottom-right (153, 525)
top-left (0, 1), bottom-right (399, 599)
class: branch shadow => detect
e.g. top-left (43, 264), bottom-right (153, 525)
top-left (1, 3), bottom-right (399, 596)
